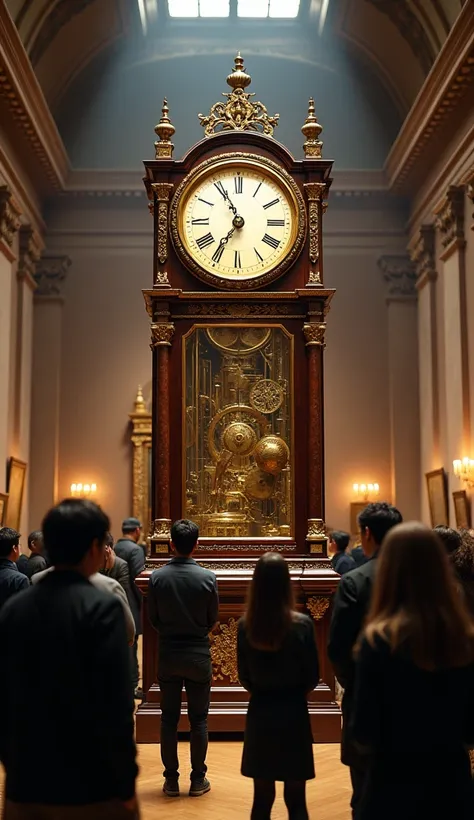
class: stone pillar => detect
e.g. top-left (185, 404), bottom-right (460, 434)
top-left (0, 186), bottom-right (21, 494)
top-left (29, 255), bottom-right (70, 530)
top-left (410, 226), bottom-right (439, 524)
top-left (434, 186), bottom-right (469, 520)
top-left (378, 255), bottom-right (420, 519)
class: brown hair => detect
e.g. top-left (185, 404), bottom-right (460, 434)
top-left (244, 552), bottom-right (294, 651)
top-left (364, 522), bottom-right (474, 670)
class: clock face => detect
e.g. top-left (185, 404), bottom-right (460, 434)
top-left (171, 156), bottom-right (305, 289)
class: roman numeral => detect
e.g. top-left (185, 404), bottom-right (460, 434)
top-left (262, 233), bottom-right (280, 250)
top-left (234, 250), bottom-right (241, 268)
top-left (191, 217), bottom-right (210, 225)
top-left (212, 244), bottom-right (225, 263)
top-left (196, 232), bottom-right (214, 250)
top-left (214, 181), bottom-right (227, 198)
top-left (263, 198), bottom-right (279, 210)
top-left (197, 197), bottom-right (214, 207)
top-left (267, 219), bottom-right (285, 227)
top-left (234, 176), bottom-right (243, 194)
top-left (253, 182), bottom-right (262, 198)
top-left (254, 248), bottom-right (263, 262)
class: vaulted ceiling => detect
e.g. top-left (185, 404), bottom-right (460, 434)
top-left (4, 0), bottom-right (466, 118)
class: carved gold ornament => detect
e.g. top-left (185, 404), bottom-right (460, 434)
top-left (250, 379), bottom-right (284, 414)
top-left (223, 422), bottom-right (258, 456)
top-left (303, 323), bottom-right (326, 347)
top-left (154, 99), bottom-right (175, 158)
top-left (210, 618), bottom-right (239, 683)
top-left (152, 183), bottom-right (173, 266)
top-left (254, 435), bottom-right (289, 476)
top-left (304, 182), bottom-right (326, 268)
top-left (199, 53), bottom-right (279, 137)
top-left (307, 597), bottom-right (330, 621)
top-left (306, 519), bottom-right (326, 539)
top-left (207, 404), bottom-right (268, 463)
top-left (150, 323), bottom-right (175, 348)
top-left (301, 98), bottom-right (324, 158)
top-left (308, 270), bottom-right (322, 286)
top-left (151, 519), bottom-right (171, 539)
top-left (244, 466), bottom-right (276, 500)
top-left (155, 270), bottom-right (170, 287)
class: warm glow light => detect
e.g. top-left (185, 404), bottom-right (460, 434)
top-left (453, 457), bottom-right (474, 487)
top-left (70, 482), bottom-right (98, 497)
top-left (71, 484), bottom-right (77, 493)
top-left (353, 481), bottom-right (380, 500)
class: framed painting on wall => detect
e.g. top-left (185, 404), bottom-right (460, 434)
top-left (426, 468), bottom-right (448, 527)
top-left (5, 458), bottom-right (27, 531)
top-left (350, 502), bottom-right (367, 536)
top-left (0, 492), bottom-right (8, 526)
top-left (453, 490), bottom-right (471, 529)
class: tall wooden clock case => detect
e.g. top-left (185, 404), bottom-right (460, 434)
top-left (136, 55), bottom-right (340, 742)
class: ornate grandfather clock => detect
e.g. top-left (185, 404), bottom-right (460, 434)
top-left (136, 55), bottom-right (341, 741)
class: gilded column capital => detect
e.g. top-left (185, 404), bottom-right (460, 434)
top-left (378, 254), bottom-right (417, 299)
top-left (34, 254), bottom-right (71, 298)
top-left (17, 226), bottom-right (43, 289)
top-left (410, 225), bottom-right (437, 288)
top-left (303, 323), bottom-right (326, 347)
top-left (0, 185), bottom-right (22, 256)
top-left (304, 182), bottom-right (327, 201)
top-left (151, 183), bottom-right (174, 202)
top-left (150, 322), bottom-right (175, 348)
top-left (435, 185), bottom-right (465, 249)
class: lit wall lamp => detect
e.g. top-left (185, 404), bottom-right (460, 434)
top-left (353, 482), bottom-right (380, 502)
top-left (453, 458), bottom-right (474, 488)
top-left (70, 483), bottom-right (98, 498)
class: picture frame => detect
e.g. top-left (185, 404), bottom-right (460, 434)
top-left (5, 458), bottom-right (27, 531)
top-left (350, 502), bottom-right (367, 536)
top-left (0, 492), bottom-right (8, 526)
top-left (426, 468), bottom-right (449, 527)
top-left (453, 490), bottom-right (471, 530)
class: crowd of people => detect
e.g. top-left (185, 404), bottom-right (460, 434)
top-left (1, 500), bottom-right (474, 819)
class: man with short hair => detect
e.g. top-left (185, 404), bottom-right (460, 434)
top-left (328, 501), bottom-right (403, 820)
top-left (148, 519), bottom-right (219, 799)
top-left (329, 530), bottom-right (356, 575)
top-left (0, 528), bottom-right (29, 609)
top-left (433, 525), bottom-right (462, 555)
top-left (102, 532), bottom-right (131, 600)
top-left (25, 530), bottom-right (47, 579)
top-left (115, 518), bottom-right (145, 699)
top-left (0, 499), bottom-right (139, 819)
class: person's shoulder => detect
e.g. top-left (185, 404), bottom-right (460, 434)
top-left (115, 554), bottom-right (129, 570)
top-left (292, 611), bottom-right (314, 634)
top-left (194, 562), bottom-right (216, 580)
top-left (91, 572), bottom-right (120, 593)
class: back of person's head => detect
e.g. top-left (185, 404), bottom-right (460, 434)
top-left (0, 527), bottom-right (20, 559)
top-left (28, 530), bottom-right (43, 551)
top-left (42, 499), bottom-right (110, 567)
top-left (104, 532), bottom-right (114, 549)
top-left (244, 552), bottom-right (294, 651)
top-left (171, 519), bottom-right (199, 556)
top-left (364, 522), bottom-right (474, 670)
top-left (359, 502), bottom-right (402, 549)
top-left (122, 517), bottom-right (141, 537)
top-left (452, 530), bottom-right (474, 583)
top-left (433, 525), bottom-right (462, 555)
top-left (330, 530), bottom-right (350, 553)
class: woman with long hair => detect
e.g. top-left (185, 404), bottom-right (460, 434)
top-left (238, 552), bottom-right (319, 820)
top-left (352, 522), bottom-right (474, 820)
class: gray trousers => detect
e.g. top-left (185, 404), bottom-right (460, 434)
top-left (3, 800), bottom-right (139, 820)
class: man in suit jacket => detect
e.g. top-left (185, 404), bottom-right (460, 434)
top-left (0, 528), bottom-right (28, 609)
top-left (0, 499), bottom-right (139, 819)
top-left (148, 519), bottom-right (219, 799)
top-left (102, 532), bottom-right (132, 599)
top-left (114, 518), bottom-right (145, 699)
top-left (350, 544), bottom-right (368, 567)
top-left (328, 502), bottom-right (402, 820)
top-left (25, 530), bottom-right (47, 579)
top-left (329, 530), bottom-right (356, 575)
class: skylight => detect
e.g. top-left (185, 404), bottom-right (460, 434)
top-left (166, 0), bottom-right (300, 18)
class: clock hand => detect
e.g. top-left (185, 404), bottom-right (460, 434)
top-left (215, 185), bottom-right (245, 229)
top-left (217, 227), bottom-right (235, 248)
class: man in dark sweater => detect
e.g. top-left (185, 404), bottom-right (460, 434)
top-left (148, 519), bottom-right (219, 799)
top-left (328, 502), bottom-right (402, 820)
top-left (0, 499), bottom-right (139, 819)
top-left (0, 528), bottom-right (28, 609)
top-left (115, 517), bottom-right (145, 699)
top-left (25, 530), bottom-right (47, 579)
top-left (329, 530), bottom-right (356, 575)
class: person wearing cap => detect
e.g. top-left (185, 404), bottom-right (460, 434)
top-left (115, 517), bottom-right (145, 699)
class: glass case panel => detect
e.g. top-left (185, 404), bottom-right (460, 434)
top-left (183, 324), bottom-right (293, 538)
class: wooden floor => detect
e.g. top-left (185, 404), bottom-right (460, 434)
top-left (136, 742), bottom-right (352, 819)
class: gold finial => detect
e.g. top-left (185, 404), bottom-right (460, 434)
top-left (301, 97), bottom-right (323, 158)
top-left (154, 98), bottom-right (175, 158)
top-left (133, 385), bottom-right (147, 415)
top-left (198, 52), bottom-right (279, 137)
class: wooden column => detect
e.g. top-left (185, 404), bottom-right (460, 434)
top-left (303, 322), bottom-right (327, 555)
top-left (150, 322), bottom-right (174, 554)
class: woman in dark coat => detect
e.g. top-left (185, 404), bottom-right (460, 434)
top-left (352, 523), bottom-right (474, 820)
top-left (237, 552), bottom-right (319, 820)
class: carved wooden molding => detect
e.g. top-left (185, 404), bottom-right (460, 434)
top-left (210, 618), bottom-right (239, 684)
top-left (434, 185), bottom-right (465, 253)
top-left (410, 225), bottom-right (437, 290)
top-left (17, 226), bottom-right (43, 289)
top-left (0, 185), bottom-right (21, 258)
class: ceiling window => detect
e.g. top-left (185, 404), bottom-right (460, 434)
top-left (238, 0), bottom-right (300, 16)
top-left (168, 0), bottom-right (230, 16)
top-left (165, 0), bottom-right (300, 18)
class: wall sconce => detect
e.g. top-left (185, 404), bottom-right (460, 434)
top-left (453, 458), bottom-right (474, 488)
top-left (70, 483), bottom-right (97, 498)
top-left (353, 482), bottom-right (380, 502)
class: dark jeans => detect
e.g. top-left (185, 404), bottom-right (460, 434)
top-left (251, 780), bottom-right (308, 820)
top-left (159, 653), bottom-right (212, 782)
top-left (130, 638), bottom-right (139, 690)
top-left (350, 765), bottom-right (368, 820)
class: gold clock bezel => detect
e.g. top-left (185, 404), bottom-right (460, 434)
top-left (170, 152), bottom-right (306, 290)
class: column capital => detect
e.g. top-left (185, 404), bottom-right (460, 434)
top-left (410, 225), bottom-right (437, 289)
top-left (34, 254), bottom-right (71, 298)
top-left (467, 177), bottom-right (474, 231)
top-left (150, 322), bottom-right (175, 348)
top-left (378, 254), bottom-right (417, 300)
top-left (17, 227), bottom-right (43, 290)
top-left (435, 185), bottom-right (465, 252)
top-left (0, 185), bottom-right (22, 261)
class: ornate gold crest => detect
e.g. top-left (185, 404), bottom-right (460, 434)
top-left (198, 53), bottom-right (279, 137)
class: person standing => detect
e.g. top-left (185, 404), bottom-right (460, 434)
top-left (238, 552), bottom-right (319, 820)
top-left (352, 523), bottom-right (474, 820)
top-left (148, 519), bottom-right (218, 798)
top-left (328, 502), bottom-right (402, 819)
top-left (0, 528), bottom-right (29, 609)
top-left (329, 530), bottom-right (356, 575)
top-left (0, 499), bottom-right (139, 819)
top-left (102, 532), bottom-right (131, 599)
top-left (115, 518), bottom-right (145, 699)
top-left (25, 530), bottom-right (47, 579)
